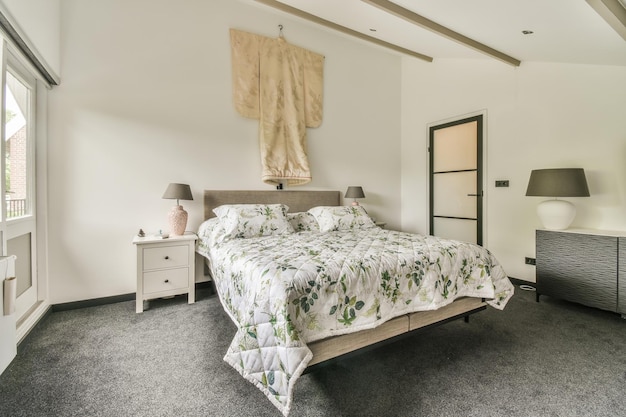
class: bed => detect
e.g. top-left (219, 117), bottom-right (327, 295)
top-left (196, 190), bottom-right (514, 416)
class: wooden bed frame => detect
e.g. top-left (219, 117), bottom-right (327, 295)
top-left (202, 190), bottom-right (487, 368)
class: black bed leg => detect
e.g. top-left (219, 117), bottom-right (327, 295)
top-left (464, 315), bottom-right (470, 323)
top-left (536, 293), bottom-right (540, 303)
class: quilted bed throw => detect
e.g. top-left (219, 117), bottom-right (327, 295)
top-left (198, 224), bottom-right (514, 416)
top-left (230, 28), bottom-right (324, 186)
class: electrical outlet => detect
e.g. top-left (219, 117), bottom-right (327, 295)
top-left (525, 257), bottom-right (536, 265)
top-left (495, 180), bottom-right (509, 187)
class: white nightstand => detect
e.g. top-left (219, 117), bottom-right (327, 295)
top-left (132, 232), bottom-right (197, 313)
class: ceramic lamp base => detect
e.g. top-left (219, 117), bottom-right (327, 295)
top-left (168, 205), bottom-right (188, 236)
top-left (537, 199), bottom-right (576, 230)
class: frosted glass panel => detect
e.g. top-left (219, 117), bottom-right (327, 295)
top-left (8, 233), bottom-right (32, 297)
top-left (433, 218), bottom-right (477, 243)
top-left (433, 171), bottom-right (477, 218)
top-left (433, 121), bottom-right (477, 172)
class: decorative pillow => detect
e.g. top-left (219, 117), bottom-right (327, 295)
top-left (197, 217), bottom-right (229, 248)
top-left (308, 205), bottom-right (376, 232)
top-left (212, 204), bottom-right (294, 239)
top-left (287, 212), bottom-right (320, 232)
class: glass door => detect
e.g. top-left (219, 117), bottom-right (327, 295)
top-left (429, 115), bottom-right (483, 245)
top-left (4, 55), bottom-right (37, 320)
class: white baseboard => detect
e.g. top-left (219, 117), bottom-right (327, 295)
top-left (16, 300), bottom-right (50, 344)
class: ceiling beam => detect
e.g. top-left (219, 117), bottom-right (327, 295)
top-left (586, 0), bottom-right (626, 41)
top-left (253, 0), bottom-right (433, 62)
top-left (361, 0), bottom-right (521, 67)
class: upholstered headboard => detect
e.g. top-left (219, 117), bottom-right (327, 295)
top-left (203, 190), bottom-right (341, 219)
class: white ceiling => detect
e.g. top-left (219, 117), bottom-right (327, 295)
top-left (251, 0), bottom-right (626, 66)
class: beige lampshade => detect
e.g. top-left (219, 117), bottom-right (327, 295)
top-left (162, 183), bottom-right (193, 235)
top-left (162, 183), bottom-right (194, 204)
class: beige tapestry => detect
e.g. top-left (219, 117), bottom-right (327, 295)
top-left (230, 28), bottom-right (324, 186)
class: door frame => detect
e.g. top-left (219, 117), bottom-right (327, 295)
top-left (5, 53), bottom-right (38, 321)
top-left (2, 40), bottom-right (50, 343)
top-left (427, 110), bottom-right (487, 246)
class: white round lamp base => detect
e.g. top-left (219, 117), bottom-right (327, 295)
top-left (537, 199), bottom-right (576, 230)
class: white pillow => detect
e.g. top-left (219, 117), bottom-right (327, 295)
top-left (212, 204), bottom-right (294, 239)
top-left (287, 212), bottom-right (320, 232)
top-left (308, 206), bottom-right (376, 232)
top-left (197, 217), bottom-right (229, 247)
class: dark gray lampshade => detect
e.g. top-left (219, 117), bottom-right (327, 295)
top-left (525, 168), bottom-right (590, 197)
top-left (345, 186), bottom-right (365, 199)
top-left (162, 183), bottom-right (193, 201)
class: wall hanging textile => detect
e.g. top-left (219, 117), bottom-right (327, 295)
top-left (230, 28), bottom-right (324, 186)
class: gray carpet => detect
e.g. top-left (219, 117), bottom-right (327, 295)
top-left (1, 284), bottom-right (624, 417)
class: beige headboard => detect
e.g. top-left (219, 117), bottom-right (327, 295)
top-left (203, 190), bottom-right (341, 219)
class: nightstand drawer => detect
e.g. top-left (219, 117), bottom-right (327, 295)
top-left (143, 268), bottom-right (189, 294)
top-left (143, 245), bottom-right (189, 270)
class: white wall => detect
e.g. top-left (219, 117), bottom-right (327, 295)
top-left (47, 0), bottom-right (401, 303)
top-left (0, 0), bottom-right (60, 76)
top-left (401, 58), bottom-right (626, 282)
top-left (16, 0), bottom-right (625, 301)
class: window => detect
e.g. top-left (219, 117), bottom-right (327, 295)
top-left (2, 50), bottom-right (39, 322)
top-left (5, 69), bottom-right (33, 219)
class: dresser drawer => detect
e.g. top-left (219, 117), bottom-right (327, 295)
top-left (143, 245), bottom-right (189, 270)
top-left (143, 268), bottom-right (189, 294)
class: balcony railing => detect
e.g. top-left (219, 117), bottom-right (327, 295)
top-left (6, 198), bottom-right (27, 218)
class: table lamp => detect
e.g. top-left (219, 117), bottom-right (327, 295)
top-left (162, 183), bottom-right (193, 235)
top-left (345, 186), bottom-right (365, 206)
top-left (525, 168), bottom-right (590, 230)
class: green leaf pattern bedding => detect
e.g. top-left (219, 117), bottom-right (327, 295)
top-left (197, 220), bottom-right (514, 416)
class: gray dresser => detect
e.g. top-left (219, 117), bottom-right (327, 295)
top-left (536, 229), bottom-right (625, 317)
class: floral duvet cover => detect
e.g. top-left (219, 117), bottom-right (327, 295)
top-left (197, 220), bottom-right (514, 416)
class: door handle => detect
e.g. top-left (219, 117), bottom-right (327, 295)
top-left (467, 192), bottom-right (483, 197)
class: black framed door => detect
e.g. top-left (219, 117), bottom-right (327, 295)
top-left (429, 115), bottom-right (483, 245)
